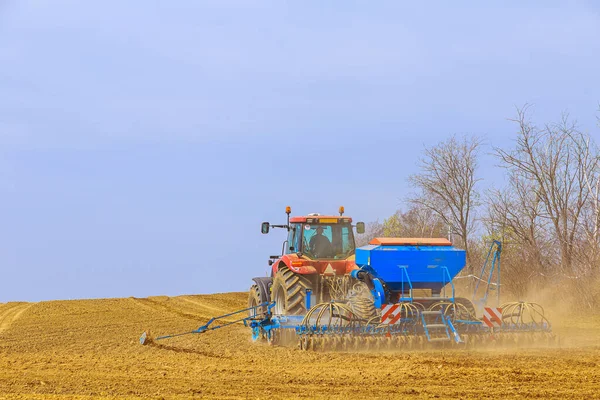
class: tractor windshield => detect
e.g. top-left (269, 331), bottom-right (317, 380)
top-left (302, 223), bottom-right (355, 259)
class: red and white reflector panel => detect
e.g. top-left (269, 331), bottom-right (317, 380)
top-left (380, 304), bottom-right (402, 325)
top-left (483, 307), bottom-right (503, 328)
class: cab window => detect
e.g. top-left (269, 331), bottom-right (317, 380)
top-left (302, 223), bottom-right (355, 259)
top-left (285, 223), bottom-right (302, 254)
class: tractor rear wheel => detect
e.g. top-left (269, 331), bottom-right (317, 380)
top-left (271, 265), bottom-right (312, 315)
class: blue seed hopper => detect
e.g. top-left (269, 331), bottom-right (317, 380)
top-left (352, 238), bottom-right (466, 307)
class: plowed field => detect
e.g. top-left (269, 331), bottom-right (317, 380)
top-left (1, 293), bottom-right (599, 399)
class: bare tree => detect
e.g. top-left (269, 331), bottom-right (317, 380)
top-left (485, 172), bottom-right (556, 296)
top-left (496, 106), bottom-right (596, 272)
top-left (580, 117), bottom-right (600, 250)
top-left (355, 221), bottom-right (384, 247)
top-left (408, 135), bottom-right (482, 271)
top-left (381, 204), bottom-right (446, 238)
top-left (486, 174), bottom-right (551, 272)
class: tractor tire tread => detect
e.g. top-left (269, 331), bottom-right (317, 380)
top-left (271, 265), bottom-right (313, 315)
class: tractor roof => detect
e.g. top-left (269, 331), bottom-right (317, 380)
top-left (290, 215), bottom-right (353, 223)
top-left (369, 237), bottom-right (452, 246)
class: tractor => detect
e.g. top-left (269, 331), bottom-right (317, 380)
top-left (249, 206), bottom-right (365, 316)
top-left (140, 208), bottom-right (554, 349)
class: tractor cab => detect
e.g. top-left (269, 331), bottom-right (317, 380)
top-left (288, 215), bottom-right (355, 259)
top-left (261, 207), bottom-right (365, 260)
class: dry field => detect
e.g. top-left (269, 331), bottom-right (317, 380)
top-left (1, 292), bottom-right (599, 399)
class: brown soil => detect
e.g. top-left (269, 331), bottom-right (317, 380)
top-left (0, 293), bottom-right (599, 399)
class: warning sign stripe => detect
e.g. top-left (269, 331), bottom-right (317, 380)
top-left (483, 307), bottom-right (503, 328)
top-left (389, 312), bottom-right (403, 325)
top-left (482, 315), bottom-right (493, 328)
top-left (381, 304), bottom-right (398, 323)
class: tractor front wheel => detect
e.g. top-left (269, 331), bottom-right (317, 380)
top-left (271, 265), bottom-right (312, 315)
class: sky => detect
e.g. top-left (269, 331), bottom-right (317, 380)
top-left (1, 1), bottom-right (599, 302)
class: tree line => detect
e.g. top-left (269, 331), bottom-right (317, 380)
top-left (358, 106), bottom-right (600, 308)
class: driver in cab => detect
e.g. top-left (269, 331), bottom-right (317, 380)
top-left (309, 226), bottom-right (333, 257)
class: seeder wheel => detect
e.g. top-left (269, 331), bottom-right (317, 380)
top-left (341, 335), bottom-right (351, 351)
top-left (352, 336), bottom-right (360, 351)
top-left (307, 335), bottom-right (315, 351)
top-left (299, 336), bottom-right (308, 351)
top-left (268, 329), bottom-right (281, 346)
top-left (316, 335), bottom-right (324, 351)
top-left (395, 336), bottom-right (405, 349)
top-left (385, 336), bottom-right (393, 350)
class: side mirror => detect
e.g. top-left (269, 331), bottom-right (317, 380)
top-left (261, 222), bottom-right (270, 234)
top-left (356, 222), bottom-right (365, 234)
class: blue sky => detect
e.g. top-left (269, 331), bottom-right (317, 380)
top-left (1, 1), bottom-right (599, 302)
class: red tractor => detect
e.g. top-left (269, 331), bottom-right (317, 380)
top-left (249, 206), bottom-right (365, 315)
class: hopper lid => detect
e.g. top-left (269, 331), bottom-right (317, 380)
top-left (369, 237), bottom-right (452, 246)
